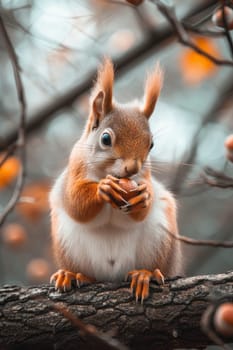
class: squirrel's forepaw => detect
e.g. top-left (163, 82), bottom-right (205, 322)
top-left (98, 175), bottom-right (128, 208)
top-left (126, 268), bottom-right (165, 304)
top-left (120, 183), bottom-right (150, 214)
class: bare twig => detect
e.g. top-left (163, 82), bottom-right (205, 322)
top-left (152, 0), bottom-right (233, 66)
top-left (183, 24), bottom-right (225, 37)
top-left (221, 0), bottom-right (233, 58)
top-left (53, 303), bottom-right (128, 350)
top-left (0, 16), bottom-right (26, 226)
top-left (0, 142), bottom-right (17, 167)
top-left (184, 3), bottom-right (219, 27)
top-left (161, 224), bottom-right (233, 248)
top-left (202, 166), bottom-right (233, 188)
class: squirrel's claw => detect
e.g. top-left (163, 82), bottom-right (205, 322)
top-left (50, 269), bottom-right (76, 292)
top-left (126, 269), bottom-right (165, 303)
top-left (120, 191), bottom-right (150, 213)
top-left (98, 178), bottom-right (129, 208)
top-left (76, 273), bottom-right (95, 288)
top-left (50, 270), bottom-right (95, 291)
top-left (153, 268), bottom-right (165, 285)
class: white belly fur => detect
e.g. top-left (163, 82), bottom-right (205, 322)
top-left (50, 171), bottom-right (169, 281)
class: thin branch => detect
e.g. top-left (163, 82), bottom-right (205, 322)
top-left (152, 0), bottom-right (233, 66)
top-left (221, 0), bottom-right (233, 58)
top-left (0, 16), bottom-right (26, 226)
top-left (184, 3), bottom-right (219, 27)
top-left (183, 23), bottom-right (226, 37)
top-left (161, 225), bottom-right (233, 248)
top-left (202, 166), bottom-right (233, 189)
top-left (0, 142), bottom-right (17, 167)
top-left (53, 304), bottom-right (128, 350)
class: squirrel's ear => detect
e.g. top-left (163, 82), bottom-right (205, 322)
top-left (92, 90), bottom-right (105, 120)
top-left (92, 57), bottom-right (114, 113)
top-left (141, 63), bottom-right (163, 119)
top-left (89, 58), bottom-right (114, 130)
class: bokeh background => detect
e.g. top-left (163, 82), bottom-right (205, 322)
top-left (0, 0), bottom-right (233, 286)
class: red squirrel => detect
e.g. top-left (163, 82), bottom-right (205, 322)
top-left (50, 58), bottom-right (182, 302)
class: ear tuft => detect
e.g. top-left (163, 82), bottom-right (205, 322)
top-left (92, 57), bottom-right (114, 115)
top-left (142, 63), bottom-right (163, 119)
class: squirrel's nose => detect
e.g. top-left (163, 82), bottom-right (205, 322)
top-left (124, 159), bottom-right (141, 177)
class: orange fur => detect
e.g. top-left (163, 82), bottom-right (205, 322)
top-left (142, 63), bottom-right (163, 119)
top-left (63, 159), bottom-right (104, 223)
top-left (50, 211), bottom-right (74, 269)
top-left (159, 192), bottom-right (182, 276)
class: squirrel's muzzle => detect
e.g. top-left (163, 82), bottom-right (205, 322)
top-left (123, 159), bottom-right (141, 177)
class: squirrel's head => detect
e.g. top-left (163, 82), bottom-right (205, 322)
top-left (80, 58), bottom-right (163, 179)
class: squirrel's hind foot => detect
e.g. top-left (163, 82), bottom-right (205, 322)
top-left (50, 269), bottom-right (95, 292)
top-left (126, 268), bottom-right (165, 304)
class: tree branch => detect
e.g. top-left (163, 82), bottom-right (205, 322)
top-left (161, 224), bottom-right (233, 248)
top-left (152, 0), bottom-right (233, 66)
top-left (202, 166), bottom-right (233, 189)
top-left (0, 272), bottom-right (233, 349)
top-left (0, 0), bottom-right (218, 151)
top-left (0, 15), bottom-right (26, 226)
top-left (221, 0), bottom-right (233, 58)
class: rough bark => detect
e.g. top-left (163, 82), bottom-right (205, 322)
top-left (0, 271), bottom-right (233, 350)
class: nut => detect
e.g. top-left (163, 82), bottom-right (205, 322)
top-left (118, 178), bottom-right (138, 201)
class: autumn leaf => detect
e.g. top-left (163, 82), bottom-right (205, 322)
top-left (0, 154), bottom-right (21, 189)
top-left (17, 181), bottom-right (50, 221)
top-left (179, 36), bottom-right (220, 85)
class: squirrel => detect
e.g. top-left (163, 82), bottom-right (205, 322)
top-left (49, 58), bottom-right (182, 303)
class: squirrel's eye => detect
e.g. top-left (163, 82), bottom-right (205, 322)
top-left (101, 132), bottom-right (112, 147)
top-left (150, 140), bottom-right (154, 150)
